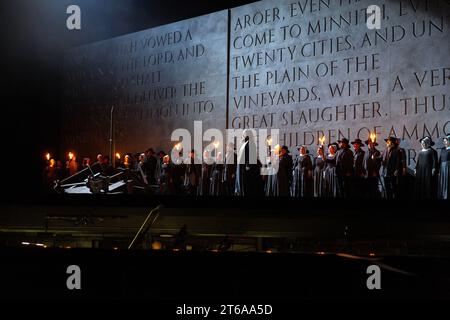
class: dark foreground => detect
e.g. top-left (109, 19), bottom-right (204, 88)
top-left (1, 247), bottom-right (450, 301)
top-left (1, 196), bottom-right (450, 302)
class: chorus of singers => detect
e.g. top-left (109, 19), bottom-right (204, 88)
top-left (44, 133), bottom-right (450, 200)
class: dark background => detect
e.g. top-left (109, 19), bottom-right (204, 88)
top-left (1, 0), bottom-right (257, 201)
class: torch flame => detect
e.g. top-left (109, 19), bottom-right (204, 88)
top-left (213, 141), bottom-right (220, 149)
top-left (116, 152), bottom-right (121, 159)
top-left (68, 152), bottom-right (74, 160)
top-left (370, 132), bottom-right (377, 142)
top-left (174, 143), bottom-right (182, 151)
top-left (45, 153), bottom-right (50, 161)
top-left (319, 136), bottom-right (326, 146)
top-left (267, 137), bottom-right (272, 145)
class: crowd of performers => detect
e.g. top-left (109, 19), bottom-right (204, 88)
top-left (43, 134), bottom-right (450, 200)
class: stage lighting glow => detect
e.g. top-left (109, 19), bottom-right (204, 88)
top-left (21, 242), bottom-right (30, 246)
top-left (151, 241), bottom-right (162, 250)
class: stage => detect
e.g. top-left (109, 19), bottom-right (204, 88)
top-left (2, 196), bottom-right (450, 256)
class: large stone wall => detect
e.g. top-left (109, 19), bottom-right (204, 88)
top-left (62, 1), bottom-right (450, 168)
top-left (230, 0), bottom-right (450, 168)
top-left (62, 10), bottom-right (228, 157)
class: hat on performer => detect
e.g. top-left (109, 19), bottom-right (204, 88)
top-left (351, 138), bottom-right (365, 146)
top-left (337, 138), bottom-right (349, 145)
top-left (328, 142), bottom-right (339, 150)
top-left (420, 136), bottom-right (435, 146)
top-left (281, 145), bottom-right (290, 153)
top-left (384, 136), bottom-right (397, 144)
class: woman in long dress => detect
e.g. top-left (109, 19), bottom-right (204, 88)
top-left (438, 135), bottom-right (450, 199)
top-left (313, 146), bottom-right (326, 197)
top-left (323, 143), bottom-right (340, 198)
top-left (415, 136), bottom-right (438, 200)
top-left (265, 145), bottom-right (292, 197)
top-left (265, 147), bottom-right (279, 197)
top-left (291, 146), bottom-right (313, 197)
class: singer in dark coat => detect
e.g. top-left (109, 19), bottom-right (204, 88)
top-left (336, 138), bottom-right (354, 198)
top-left (291, 146), bottom-right (313, 197)
top-left (266, 146), bottom-right (293, 196)
top-left (198, 155), bottom-right (213, 196)
top-left (351, 139), bottom-right (366, 198)
top-left (313, 146), bottom-right (326, 198)
top-left (210, 152), bottom-right (225, 196)
top-left (209, 163), bottom-right (224, 196)
top-left (438, 135), bottom-right (450, 200)
top-left (143, 148), bottom-right (158, 185)
top-left (381, 137), bottom-right (401, 199)
top-left (154, 151), bottom-right (165, 183)
top-left (235, 131), bottom-right (262, 196)
top-left (364, 138), bottom-right (382, 198)
top-left (184, 150), bottom-right (201, 195)
top-left (415, 136), bottom-right (438, 200)
top-left (172, 153), bottom-right (186, 195)
top-left (223, 146), bottom-right (237, 196)
top-left (159, 156), bottom-right (174, 195)
top-left (396, 139), bottom-right (409, 198)
top-left (323, 143), bottom-right (339, 198)
top-left (43, 159), bottom-right (57, 190)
